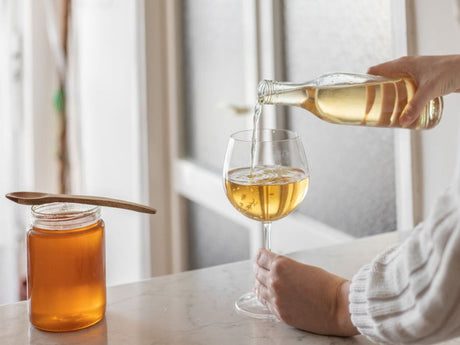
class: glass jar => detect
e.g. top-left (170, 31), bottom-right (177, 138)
top-left (27, 203), bottom-right (106, 332)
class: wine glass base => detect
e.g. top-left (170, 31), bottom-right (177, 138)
top-left (235, 292), bottom-right (278, 320)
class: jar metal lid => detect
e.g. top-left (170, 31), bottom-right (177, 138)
top-left (31, 203), bottom-right (102, 231)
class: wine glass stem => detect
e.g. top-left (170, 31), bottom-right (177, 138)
top-left (263, 221), bottom-right (272, 251)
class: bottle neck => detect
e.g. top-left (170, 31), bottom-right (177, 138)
top-left (258, 73), bottom-right (395, 105)
top-left (258, 80), bottom-right (276, 103)
top-left (258, 80), bottom-right (309, 106)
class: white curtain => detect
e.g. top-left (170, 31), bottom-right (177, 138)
top-left (0, 0), bottom-right (26, 305)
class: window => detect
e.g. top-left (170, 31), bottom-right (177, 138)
top-left (146, 0), bottom-right (413, 271)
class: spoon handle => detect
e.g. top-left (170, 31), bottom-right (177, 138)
top-left (23, 194), bottom-right (156, 214)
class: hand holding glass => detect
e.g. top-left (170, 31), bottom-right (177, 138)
top-left (223, 129), bottom-right (310, 319)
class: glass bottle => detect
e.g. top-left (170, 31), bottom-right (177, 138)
top-left (27, 203), bottom-right (106, 332)
top-left (258, 73), bottom-right (443, 129)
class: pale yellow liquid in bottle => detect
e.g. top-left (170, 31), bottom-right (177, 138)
top-left (225, 166), bottom-right (309, 222)
top-left (266, 78), bottom-right (443, 129)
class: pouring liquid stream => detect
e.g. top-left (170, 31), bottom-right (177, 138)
top-left (250, 100), bottom-right (263, 174)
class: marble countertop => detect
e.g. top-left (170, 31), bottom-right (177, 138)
top-left (1, 231), bottom-right (459, 345)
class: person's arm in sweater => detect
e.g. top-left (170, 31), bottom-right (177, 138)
top-left (349, 184), bottom-right (460, 344)
top-left (254, 55), bottom-right (460, 343)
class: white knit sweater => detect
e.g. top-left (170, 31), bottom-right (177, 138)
top-left (349, 175), bottom-right (460, 344)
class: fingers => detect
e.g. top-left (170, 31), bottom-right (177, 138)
top-left (254, 262), bottom-right (270, 287)
top-left (254, 248), bottom-right (283, 319)
top-left (368, 63), bottom-right (404, 78)
top-left (254, 280), bottom-right (271, 303)
top-left (254, 281), bottom-right (280, 319)
top-left (400, 85), bottom-right (432, 127)
top-left (366, 57), bottom-right (431, 127)
top-left (367, 57), bottom-right (413, 79)
top-left (256, 248), bottom-right (277, 270)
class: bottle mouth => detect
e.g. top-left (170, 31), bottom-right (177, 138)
top-left (257, 80), bottom-right (276, 103)
top-left (32, 203), bottom-right (101, 230)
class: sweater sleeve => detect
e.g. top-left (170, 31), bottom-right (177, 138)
top-left (349, 182), bottom-right (460, 345)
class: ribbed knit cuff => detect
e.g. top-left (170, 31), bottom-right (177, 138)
top-left (349, 264), bottom-right (383, 344)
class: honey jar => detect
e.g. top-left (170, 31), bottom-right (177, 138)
top-left (27, 203), bottom-right (106, 332)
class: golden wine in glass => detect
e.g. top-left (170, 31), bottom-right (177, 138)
top-left (223, 129), bottom-right (310, 319)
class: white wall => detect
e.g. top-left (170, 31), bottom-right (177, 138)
top-left (73, 0), bottom-right (149, 286)
top-left (411, 0), bottom-right (460, 216)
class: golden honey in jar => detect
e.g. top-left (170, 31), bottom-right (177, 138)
top-left (27, 203), bottom-right (106, 332)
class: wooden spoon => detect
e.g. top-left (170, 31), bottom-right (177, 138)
top-left (5, 191), bottom-right (156, 214)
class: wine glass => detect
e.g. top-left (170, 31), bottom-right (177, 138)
top-left (223, 128), bottom-right (310, 319)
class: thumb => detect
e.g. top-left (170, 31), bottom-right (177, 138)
top-left (400, 86), bottom-right (431, 127)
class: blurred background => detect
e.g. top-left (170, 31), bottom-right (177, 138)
top-left (1, 0), bottom-right (460, 305)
